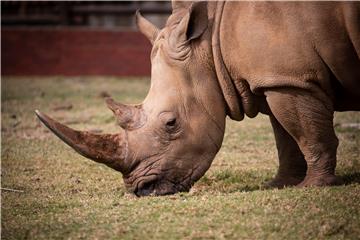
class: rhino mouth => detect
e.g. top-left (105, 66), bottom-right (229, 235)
top-left (135, 180), bottom-right (174, 197)
top-left (126, 157), bottom-right (200, 197)
top-left (133, 174), bottom-right (192, 197)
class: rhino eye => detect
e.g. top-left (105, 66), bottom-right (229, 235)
top-left (159, 112), bottom-right (178, 132)
top-left (166, 118), bottom-right (176, 128)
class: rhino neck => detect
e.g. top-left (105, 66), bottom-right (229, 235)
top-left (211, 1), bottom-right (260, 120)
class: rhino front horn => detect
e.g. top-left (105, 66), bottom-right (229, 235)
top-left (35, 110), bottom-right (128, 173)
top-left (105, 97), bottom-right (146, 130)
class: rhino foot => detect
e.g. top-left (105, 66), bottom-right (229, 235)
top-left (297, 174), bottom-right (343, 187)
top-left (264, 175), bottom-right (304, 189)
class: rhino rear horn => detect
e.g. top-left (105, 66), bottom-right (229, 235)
top-left (35, 110), bottom-right (127, 173)
top-left (105, 97), bottom-right (146, 130)
top-left (135, 10), bottom-right (160, 44)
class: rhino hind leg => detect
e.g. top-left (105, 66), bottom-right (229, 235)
top-left (264, 115), bottom-right (307, 189)
top-left (265, 88), bottom-right (343, 187)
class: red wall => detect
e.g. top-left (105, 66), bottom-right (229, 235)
top-left (1, 28), bottom-right (152, 76)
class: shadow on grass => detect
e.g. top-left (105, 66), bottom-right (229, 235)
top-left (341, 172), bottom-right (360, 185)
top-left (196, 169), bottom-right (360, 194)
top-left (196, 169), bottom-right (275, 193)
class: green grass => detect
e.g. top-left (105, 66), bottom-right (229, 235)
top-left (2, 76), bottom-right (360, 239)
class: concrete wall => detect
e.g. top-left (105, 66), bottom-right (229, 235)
top-left (2, 28), bottom-right (152, 76)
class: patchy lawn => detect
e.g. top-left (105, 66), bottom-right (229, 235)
top-left (2, 76), bottom-right (360, 239)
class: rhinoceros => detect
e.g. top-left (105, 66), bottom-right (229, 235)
top-left (36, 1), bottom-right (360, 196)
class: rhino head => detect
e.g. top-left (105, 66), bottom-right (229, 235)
top-left (36, 2), bottom-right (227, 196)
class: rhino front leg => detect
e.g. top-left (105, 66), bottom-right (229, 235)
top-left (264, 115), bottom-right (307, 188)
top-left (265, 88), bottom-right (343, 187)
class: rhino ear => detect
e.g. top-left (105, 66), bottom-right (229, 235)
top-left (172, 1), bottom-right (192, 13)
top-left (173, 1), bottom-right (208, 43)
top-left (136, 10), bottom-right (160, 44)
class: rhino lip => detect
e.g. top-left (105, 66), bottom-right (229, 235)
top-left (134, 177), bottom-right (184, 197)
top-left (135, 180), bottom-right (156, 197)
top-left (133, 174), bottom-right (158, 197)
top-left (133, 167), bottom-right (199, 197)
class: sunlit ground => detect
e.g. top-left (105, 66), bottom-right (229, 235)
top-left (2, 77), bottom-right (360, 239)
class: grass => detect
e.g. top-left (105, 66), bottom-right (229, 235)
top-left (2, 76), bottom-right (360, 239)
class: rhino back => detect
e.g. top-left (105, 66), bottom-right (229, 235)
top-left (220, 2), bottom-right (360, 111)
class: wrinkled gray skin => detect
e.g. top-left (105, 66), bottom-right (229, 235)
top-left (36, 1), bottom-right (360, 196)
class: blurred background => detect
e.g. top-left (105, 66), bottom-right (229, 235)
top-left (1, 1), bottom-right (172, 76)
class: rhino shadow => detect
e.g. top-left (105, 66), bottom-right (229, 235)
top-left (340, 172), bottom-right (360, 185)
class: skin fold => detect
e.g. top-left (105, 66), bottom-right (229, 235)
top-left (36, 1), bottom-right (360, 196)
